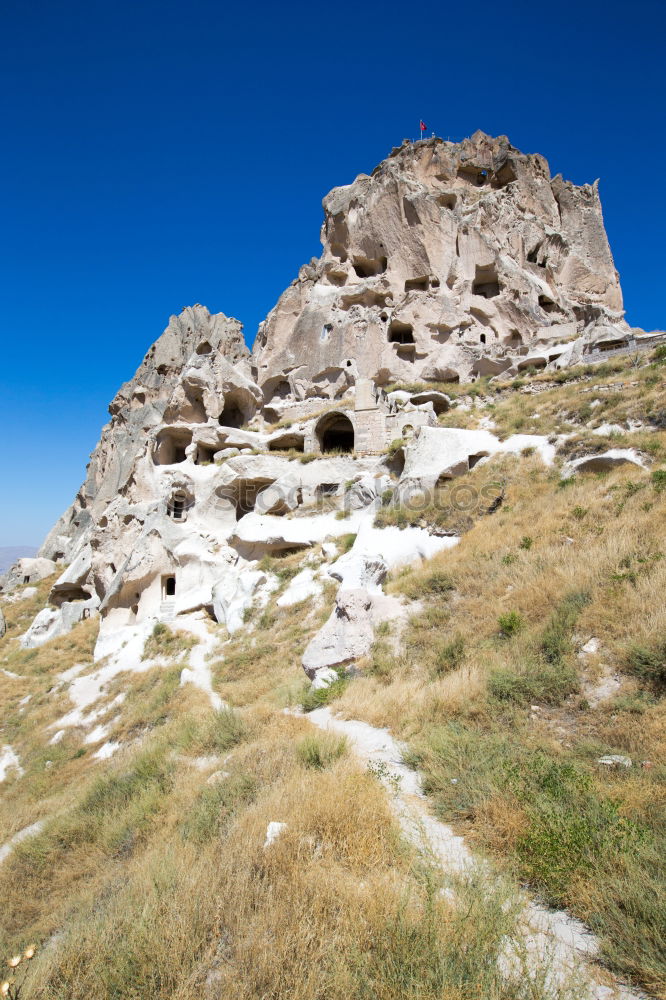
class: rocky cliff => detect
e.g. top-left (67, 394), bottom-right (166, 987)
top-left (254, 131), bottom-right (628, 396)
top-left (6, 131), bottom-right (646, 667)
top-left (3, 132), bottom-right (665, 1000)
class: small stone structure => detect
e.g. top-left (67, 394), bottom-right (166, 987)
top-left (304, 379), bottom-right (437, 455)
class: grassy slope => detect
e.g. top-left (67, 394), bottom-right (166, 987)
top-left (0, 352), bottom-right (664, 998)
top-left (337, 354), bottom-right (666, 997)
top-left (0, 584), bottom-right (573, 999)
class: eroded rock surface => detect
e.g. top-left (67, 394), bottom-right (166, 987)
top-left (254, 131), bottom-right (629, 397)
top-left (3, 131), bottom-right (644, 656)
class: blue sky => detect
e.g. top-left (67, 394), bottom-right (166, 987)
top-left (1, 0), bottom-right (664, 547)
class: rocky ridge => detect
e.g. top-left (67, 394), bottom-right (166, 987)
top-left (1, 131), bottom-right (661, 690)
top-left (2, 135), bottom-right (665, 999)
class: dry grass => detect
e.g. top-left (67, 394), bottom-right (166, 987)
top-left (2, 361), bottom-right (665, 997)
top-left (142, 621), bottom-right (198, 660)
top-left (3, 709), bottom-right (570, 1000)
top-left (331, 408), bottom-right (666, 993)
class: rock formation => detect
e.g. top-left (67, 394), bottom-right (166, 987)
top-left (3, 131), bottom-right (649, 675)
top-left (254, 130), bottom-right (629, 396)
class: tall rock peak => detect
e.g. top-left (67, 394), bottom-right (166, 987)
top-left (254, 132), bottom-right (626, 398)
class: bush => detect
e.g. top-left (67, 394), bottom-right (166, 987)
top-left (413, 725), bottom-right (643, 908)
top-left (433, 635), bottom-right (465, 676)
top-left (652, 469), bottom-right (666, 492)
top-left (301, 674), bottom-right (349, 712)
top-left (181, 773), bottom-right (256, 843)
top-left (339, 533), bottom-right (357, 553)
top-left (400, 569), bottom-right (455, 602)
top-left (295, 733), bottom-right (347, 769)
top-left (511, 756), bottom-right (640, 902)
top-left (199, 708), bottom-right (249, 753)
top-left (423, 570), bottom-right (455, 595)
top-left (257, 609), bottom-right (277, 630)
top-left (540, 591), bottom-right (590, 664)
top-left (80, 749), bottom-right (174, 819)
top-left (624, 639), bottom-right (666, 694)
top-left (142, 622), bottom-right (197, 661)
top-left (498, 611), bottom-right (524, 637)
top-left (489, 660), bottom-right (578, 706)
top-left (519, 535), bottom-right (533, 550)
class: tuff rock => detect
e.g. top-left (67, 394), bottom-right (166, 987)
top-left (254, 131), bottom-right (630, 398)
top-left (2, 131), bottom-right (654, 672)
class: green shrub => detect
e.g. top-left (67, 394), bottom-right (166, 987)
top-left (489, 660), bottom-right (578, 706)
top-left (651, 469), bottom-right (666, 492)
top-left (276, 563), bottom-right (300, 582)
top-left (295, 733), bottom-right (347, 769)
top-left (510, 756), bottom-right (640, 902)
top-left (497, 611), bottom-right (524, 637)
top-left (368, 640), bottom-right (401, 682)
top-left (142, 623), bottom-right (197, 661)
top-left (181, 773), bottom-right (256, 843)
top-left (433, 636), bottom-right (465, 676)
top-left (339, 533), bottom-right (357, 553)
top-left (519, 535), bottom-right (533, 550)
top-left (540, 590), bottom-right (590, 664)
top-left (609, 691), bottom-right (656, 714)
top-left (301, 674), bottom-right (349, 712)
top-left (623, 639), bottom-right (666, 694)
top-left (423, 570), bottom-right (455, 595)
top-left (413, 725), bottom-right (643, 905)
top-left (257, 609), bottom-right (277, 630)
top-left (80, 749), bottom-right (174, 819)
top-left (199, 708), bottom-right (249, 753)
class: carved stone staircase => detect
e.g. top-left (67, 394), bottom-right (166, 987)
top-left (159, 600), bottom-right (176, 623)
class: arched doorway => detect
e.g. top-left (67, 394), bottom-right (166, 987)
top-left (315, 412), bottom-right (355, 453)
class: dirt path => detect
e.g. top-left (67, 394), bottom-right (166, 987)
top-left (307, 706), bottom-right (645, 1000)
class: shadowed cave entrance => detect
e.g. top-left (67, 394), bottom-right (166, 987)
top-left (315, 412), bottom-right (355, 454)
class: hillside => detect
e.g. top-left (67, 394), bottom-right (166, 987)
top-left (1, 133), bottom-right (665, 1000)
top-left (1, 349), bottom-right (665, 999)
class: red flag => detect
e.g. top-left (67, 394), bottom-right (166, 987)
top-left (420, 120), bottom-right (427, 132)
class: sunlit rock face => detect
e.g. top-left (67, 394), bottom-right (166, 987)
top-left (17, 131), bottom-right (631, 649)
top-left (254, 131), bottom-right (627, 396)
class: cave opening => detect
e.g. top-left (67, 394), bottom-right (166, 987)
top-left (388, 321), bottom-right (415, 345)
top-left (316, 412), bottom-right (355, 454)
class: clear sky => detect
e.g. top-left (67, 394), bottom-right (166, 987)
top-left (1, 0), bottom-right (664, 548)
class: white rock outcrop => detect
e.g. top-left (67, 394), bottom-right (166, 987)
top-left (399, 425), bottom-right (555, 495)
top-left (562, 449), bottom-right (648, 479)
top-left (302, 588), bottom-right (375, 677)
top-left (19, 132), bottom-right (641, 667)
